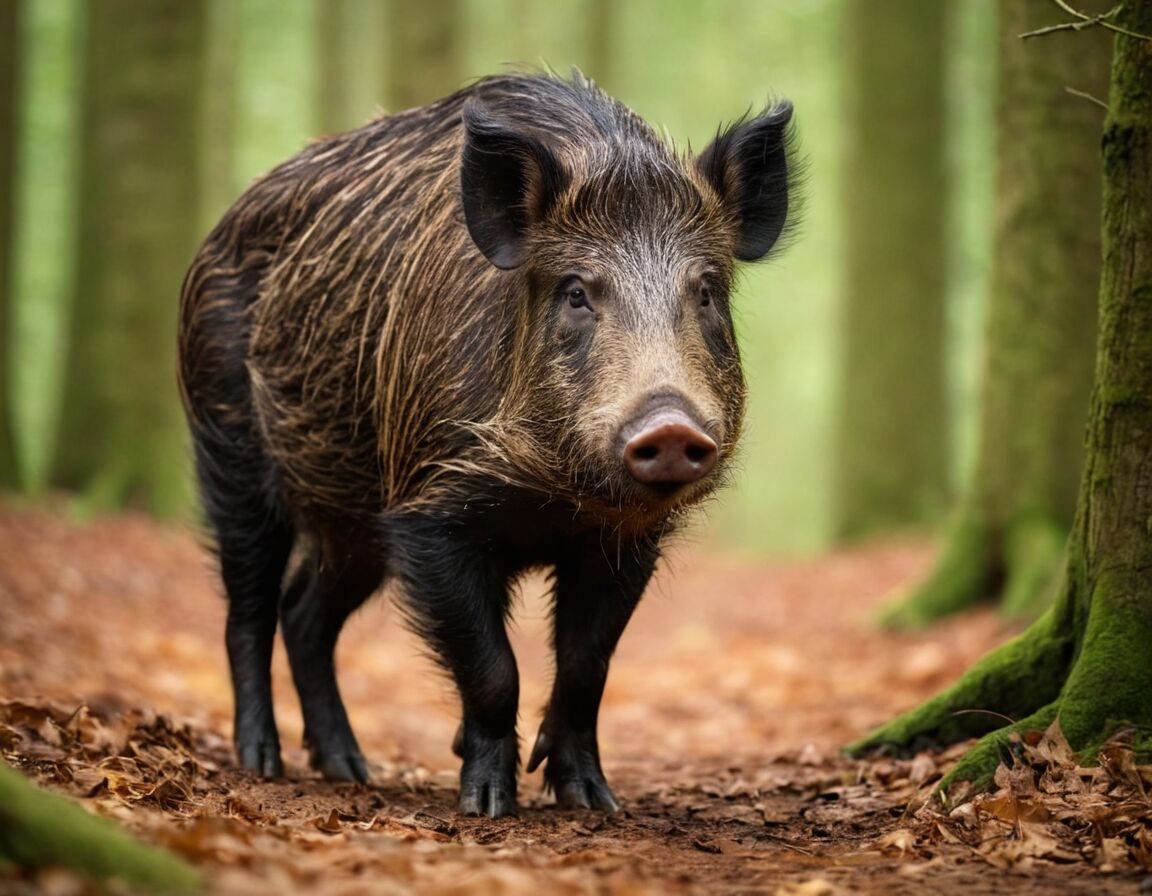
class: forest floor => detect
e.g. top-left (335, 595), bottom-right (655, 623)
top-left (1, 502), bottom-right (1150, 895)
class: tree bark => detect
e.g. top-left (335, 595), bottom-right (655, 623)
top-left (0, 0), bottom-right (20, 489)
top-left (53, 0), bottom-right (206, 515)
top-left (384, 0), bottom-right (463, 111)
top-left (880, 0), bottom-right (1111, 627)
top-left (833, 0), bottom-right (951, 540)
top-left (851, 1), bottom-right (1152, 788)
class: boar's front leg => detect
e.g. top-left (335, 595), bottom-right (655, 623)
top-left (392, 522), bottom-right (520, 818)
top-left (528, 534), bottom-right (659, 811)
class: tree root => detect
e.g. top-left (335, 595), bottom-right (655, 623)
top-left (0, 763), bottom-right (202, 892)
top-left (847, 605), bottom-right (1075, 753)
top-left (874, 513), bottom-right (993, 629)
top-left (854, 571), bottom-right (1152, 799)
top-left (998, 518), bottom-right (1066, 621)
top-left (938, 702), bottom-right (1059, 793)
top-left (876, 513), bottom-right (1066, 629)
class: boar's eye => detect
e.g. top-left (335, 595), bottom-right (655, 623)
top-left (562, 279), bottom-right (592, 312)
top-left (698, 275), bottom-right (727, 310)
top-left (567, 285), bottom-right (590, 310)
top-left (557, 277), bottom-right (596, 332)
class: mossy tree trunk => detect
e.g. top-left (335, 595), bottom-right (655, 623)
top-left (880, 0), bottom-right (1111, 628)
top-left (384, 0), bottom-right (463, 111)
top-left (0, 0), bottom-right (20, 489)
top-left (851, 2), bottom-right (1152, 789)
top-left (52, 0), bottom-right (206, 515)
top-left (833, 0), bottom-right (951, 540)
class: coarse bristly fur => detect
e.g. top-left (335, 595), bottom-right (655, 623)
top-left (178, 70), bottom-right (800, 818)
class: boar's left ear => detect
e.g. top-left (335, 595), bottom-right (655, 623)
top-left (460, 100), bottom-right (569, 270)
top-left (697, 101), bottom-right (797, 262)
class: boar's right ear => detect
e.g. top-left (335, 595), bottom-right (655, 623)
top-left (460, 101), bottom-right (569, 270)
top-left (696, 101), bottom-right (797, 262)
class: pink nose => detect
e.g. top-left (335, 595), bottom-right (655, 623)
top-left (623, 410), bottom-right (718, 487)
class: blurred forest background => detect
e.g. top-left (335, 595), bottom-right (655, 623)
top-left (1, 0), bottom-right (1089, 557)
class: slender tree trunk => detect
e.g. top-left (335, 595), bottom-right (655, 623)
top-left (199, 0), bottom-right (236, 234)
top-left (0, 0), bottom-right (20, 489)
top-left (585, 0), bottom-right (615, 93)
top-left (833, 0), bottom-right (951, 540)
top-left (384, 0), bottom-right (463, 111)
top-left (318, 0), bottom-right (358, 134)
top-left (880, 0), bottom-right (1111, 627)
top-left (851, 2), bottom-right (1152, 787)
top-left (53, 0), bottom-right (206, 515)
top-left (317, 0), bottom-right (387, 137)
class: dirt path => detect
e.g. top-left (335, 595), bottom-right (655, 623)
top-left (0, 504), bottom-right (1147, 893)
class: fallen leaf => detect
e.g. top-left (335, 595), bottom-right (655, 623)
top-left (314, 809), bottom-right (343, 834)
top-left (876, 828), bottom-right (917, 854)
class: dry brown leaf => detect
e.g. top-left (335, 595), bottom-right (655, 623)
top-left (161, 816), bottom-right (259, 864)
top-left (875, 828), bottom-right (917, 854)
top-left (0, 722), bottom-right (23, 751)
top-left (979, 792), bottom-right (1051, 824)
top-left (226, 795), bottom-right (279, 825)
top-left (907, 752), bottom-right (938, 786)
top-left (313, 809), bottom-right (343, 834)
top-left (774, 879), bottom-right (837, 896)
top-left (1028, 718), bottom-right (1076, 767)
top-left (993, 759), bottom-right (1037, 796)
top-left (1094, 834), bottom-right (1130, 871)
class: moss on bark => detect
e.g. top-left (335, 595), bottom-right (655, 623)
top-left (850, 603), bottom-right (1075, 753)
top-left (853, 3), bottom-right (1152, 790)
top-left (0, 763), bottom-right (201, 892)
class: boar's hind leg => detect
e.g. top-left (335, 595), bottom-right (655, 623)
top-left (279, 551), bottom-right (383, 784)
top-left (392, 524), bottom-right (520, 818)
top-left (527, 535), bottom-right (659, 812)
top-left (202, 471), bottom-right (293, 779)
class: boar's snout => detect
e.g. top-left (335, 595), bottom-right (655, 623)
top-left (620, 400), bottom-right (718, 491)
